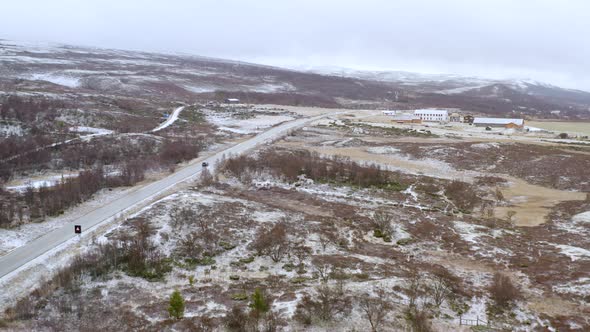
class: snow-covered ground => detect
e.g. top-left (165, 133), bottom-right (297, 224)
top-left (554, 244), bottom-right (590, 262)
top-left (4, 173), bottom-right (78, 192)
top-left (207, 113), bottom-right (295, 134)
top-left (0, 123), bottom-right (23, 136)
top-left (69, 126), bottom-right (114, 136)
top-left (28, 73), bottom-right (81, 88)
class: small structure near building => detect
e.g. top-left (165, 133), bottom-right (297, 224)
top-left (225, 98), bottom-right (240, 104)
top-left (414, 109), bottom-right (449, 122)
top-left (382, 110), bottom-right (398, 116)
top-left (463, 114), bottom-right (474, 124)
top-left (473, 117), bottom-right (524, 129)
top-left (449, 112), bottom-right (461, 122)
top-left (391, 113), bottom-right (422, 124)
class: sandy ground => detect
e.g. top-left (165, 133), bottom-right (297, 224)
top-left (277, 128), bottom-right (587, 227)
top-left (527, 121), bottom-right (590, 136)
top-left (495, 178), bottom-right (586, 226)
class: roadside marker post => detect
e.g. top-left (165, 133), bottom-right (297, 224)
top-left (74, 225), bottom-right (82, 234)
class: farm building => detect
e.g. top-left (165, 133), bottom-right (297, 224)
top-left (225, 98), bottom-right (240, 104)
top-left (414, 109), bottom-right (449, 122)
top-left (473, 117), bottom-right (524, 129)
top-left (391, 113), bottom-right (422, 124)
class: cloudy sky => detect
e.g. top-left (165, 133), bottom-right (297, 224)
top-left (2, 0), bottom-right (590, 90)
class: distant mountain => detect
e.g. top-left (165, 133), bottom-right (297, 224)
top-left (1, 40), bottom-right (589, 119)
top-left (298, 66), bottom-right (590, 119)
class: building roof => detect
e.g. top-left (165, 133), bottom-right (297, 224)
top-left (473, 117), bottom-right (524, 125)
top-left (393, 113), bottom-right (420, 121)
top-left (414, 109), bottom-right (448, 115)
top-left (226, 98), bottom-right (240, 102)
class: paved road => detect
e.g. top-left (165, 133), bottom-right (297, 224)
top-left (0, 112), bottom-right (338, 279)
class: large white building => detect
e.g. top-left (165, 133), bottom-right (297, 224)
top-left (414, 109), bottom-right (449, 122)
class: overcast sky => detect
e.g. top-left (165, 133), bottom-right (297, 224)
top-left (2, 0), bottom-right (590, 90)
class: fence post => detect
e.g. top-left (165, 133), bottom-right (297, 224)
top-left (476, 316), bottom-right (479, 326)
top-left (459, 316), bottom-right (462, 325)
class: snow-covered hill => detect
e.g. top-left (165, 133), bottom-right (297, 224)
top-left (2, 40), bottom-right (590, 118)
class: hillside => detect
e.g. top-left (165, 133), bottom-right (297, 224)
top-left (2, 40), bottom-right (590, 119)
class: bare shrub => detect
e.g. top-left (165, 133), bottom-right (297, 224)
top-left (222, 149), bottom-right (408, 191)
top-left (489, 272), bottom-right (521, 309)
top-left (405, 308), bottom-right (433, 332)
top-left (444, 180), bottom-right (480, 212)
top-left (224, 305), bottom-right (249, 332)
top-left (159, 139), bottom-right (203, 165)
top-left (371, 211), bottom-right (395, 239)
top-left (199, 167), bottom-right (215, 186)
top-left (169, 207), bottom-right (197, 229)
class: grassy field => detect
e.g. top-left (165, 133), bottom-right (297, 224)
top-left (528, 121), bottom-right (590, 136)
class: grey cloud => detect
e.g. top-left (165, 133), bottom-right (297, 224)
top-left (1, 0), bottom-right (589, 90)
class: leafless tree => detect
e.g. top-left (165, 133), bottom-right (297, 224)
top-left (313, 263), bottom-right (333, 283)
top-left (406, 270), bottom-right (423, 309)
top-left (292, 242), bottom-right (312, 273)
top-left (250, 222), bottom-right (290, 263)
top-left (506, 210), bottom-right (517, 224)
top-left (359, 289), bottom-right (392, 332)
top-left (427, 275), bottom-right (451, 308)
top-left (177, 231), bottom-right (202, 259)
top-left (294, 285), bottom-right (352, 324)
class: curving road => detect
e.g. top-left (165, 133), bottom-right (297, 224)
top-left (0, 111), bottom-right (342, 279)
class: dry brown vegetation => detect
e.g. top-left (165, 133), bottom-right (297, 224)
top-left (393, 141), bottom-right (590, 191)
top-left (223, 149), bottom-right (408, 191)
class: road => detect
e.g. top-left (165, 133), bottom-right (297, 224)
top-left (0, 112), bottom-right (340, 279)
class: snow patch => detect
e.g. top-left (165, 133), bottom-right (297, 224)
top-left (207, 113), bottom-right (294, 134)
top-left (554, 244), bottom-right (590, 261)
top-left (572, 211), bottom-right (590, 224)
top-left (69, 126), bottom-right (113, 136)
top-left (366, 146), bottom-right (400, 154)
top-left (29, 73), bottom-right (81, 88)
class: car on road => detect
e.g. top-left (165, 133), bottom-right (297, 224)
top-left (202, 162), bottom-right (209, 167)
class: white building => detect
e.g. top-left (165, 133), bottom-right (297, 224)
top-left (414, 109), bottom-right (449, 122)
